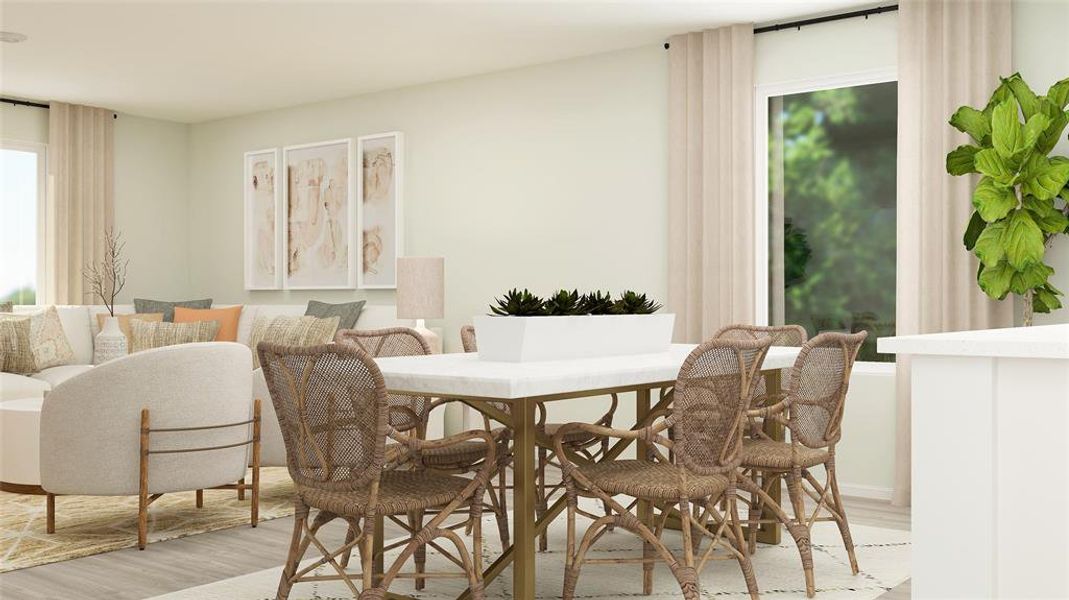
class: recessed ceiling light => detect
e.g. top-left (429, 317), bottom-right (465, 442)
top-left (0, 31), bottom-right (28, 43)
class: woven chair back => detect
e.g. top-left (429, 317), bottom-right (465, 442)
top-left (785, 331), bottom-right (867, 449)
top-left (714, 324), bottom-right (808, 405)
top-left (257, 342), bottom-right (387, 492)
top-left (673, 338), bottom-right (772, 476)
top-left (335, 328), bottom-right (431, 433)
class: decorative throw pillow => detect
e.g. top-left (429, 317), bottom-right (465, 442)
top-left (26, 306), bottom-right (76, 370)
top-left (173, 305), bottom-right (243, 342)
top-left (248, 315), bottom-right (340, 369)
top-left (305, 300), bottom-right (365, 330)
top-left (0, 316), bottom-right (36, 374)
top-left (95, 313), bottom-right (165, 340)
top-left (133, 298), bottom-right (213, 322)
top-left (129, 320), bottom-right (220, 353)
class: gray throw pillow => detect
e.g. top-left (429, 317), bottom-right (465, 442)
top-left (305, 300), bottom-right (365, 330)
top-left (134, 298), bottom-right (212, 322)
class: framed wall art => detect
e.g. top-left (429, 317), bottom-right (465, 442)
top-left (243, 148), bottom-right (282, 290)
top-left (282, 138), bottom-right (355, 289)
top-left (357, 132), bottom-right (403, 289)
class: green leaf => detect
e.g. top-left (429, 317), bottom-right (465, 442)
top-left (1048, 76), bottom-right (1069, 110)
top-left (973, 221), bottom-right (1006, 267)
top-left (972, 177), bottom-right (1018, 222)
top-left (974, 148), bottom-right (1014, 183)
top-left (1022, 157), bottom-right (1069, 200)
top-left (984, 81), bottom-right (1014, 117)
top-left (1004, 74), bottom-right (1040, 119)
top-left (1010, 262), bottom-right (1054, 295)
top-left (946, 144), bottom-right (981, 175)
top-left (978, 262), bottom-right (1014, 299)
top-left (1034, 286), bottom-right (1063, 313)
top-left (963, 211), bottom-right (986, 250)
top-left (1022, 113), bottom-right (1052, 151)
top-left (991, 100), bottom-right (1023, 158)
top-left (1022, 195), bottom-right (1069, 234)
top-left (1037, 110), bottom-right (1069, 155)
top-left (949, 106), bottom-right (990, 142)
top-left (1003, 209), bottom-right (1045, 269)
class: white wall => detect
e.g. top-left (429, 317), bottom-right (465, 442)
top-left (187, 45), bottom-right (668, 354)
top-left (1014, 0), bottom-right (1069, 326)
top-left (0, 103), bottom-right (49, 143)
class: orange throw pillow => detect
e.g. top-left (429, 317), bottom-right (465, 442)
top-left (173, 305), bottom-right (243, 342)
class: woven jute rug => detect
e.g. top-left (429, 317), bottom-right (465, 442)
top-left (148, 507), bottom-right (910, 600)
top-left (0, 467), bottom-right (295, 573)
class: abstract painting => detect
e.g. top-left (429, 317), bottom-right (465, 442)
top-left (243, 148), bottom-right (281, 290)
top-left (283, 139), bottom-right (354, 289)
top-left (357, 132), bottom-right (403, 289)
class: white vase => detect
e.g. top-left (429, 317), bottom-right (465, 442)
top-left (94, 315), bottom-right (128, 365)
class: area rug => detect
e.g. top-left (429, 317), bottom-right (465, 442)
top-left (148, 509), bottom-right (910, 599)
top-left (0, 467), bottom-right (296, 572)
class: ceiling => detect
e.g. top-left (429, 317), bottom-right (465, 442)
top-left (0, 1), bottom-right (872, 123)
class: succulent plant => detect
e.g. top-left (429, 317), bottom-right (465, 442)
top-left (490, 288), bottom-right (545, 316)
top-left (578, 290), bottom-right (615, 315)
top-left (613, 290), bottom-right (662, 315)
top-left (543, 289), bottom-right (583, 315)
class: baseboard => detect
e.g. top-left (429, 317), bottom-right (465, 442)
top-left (837, 483), bottom-right (893, 501)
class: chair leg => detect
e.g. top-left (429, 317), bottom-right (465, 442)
top-left (827, 459), bottom-right (859, 574)
top-left (276, 502), bottom-right (308, 600)
top-left (340, 521), bottom-right (358, 568)
top-left (537, 446), bottom-right (548, 552)
top-left (786, 467), bottom-right (816, 597)
top-left (46, 493), bottom-right (55, 533)
top-left (641, 501), bottom-right (654, 595)
top-left (195, 489), bottom-right (203, 508)
top-left (746, 473), bottom-right (763, 554)
top-left (237, 477), bottom-right (246, 501)
top-left (727, 490), bottom-right (759, 600)
top-left (361, 515), bottom-right (375, 591)
top-left (562, 486), bottom-right (579, 600)
top-left (408, 510), bottom-right (427, 590)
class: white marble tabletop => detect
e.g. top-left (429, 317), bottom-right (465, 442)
top-left (376, 344), bottom-right (800, 400)
top-left (878, 324), bottom-right (1069, 359)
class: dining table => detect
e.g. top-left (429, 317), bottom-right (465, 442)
top-left (375, 343), bottom-right (801, 599)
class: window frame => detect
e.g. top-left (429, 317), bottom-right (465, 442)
top-left (1, 139), bottom-right (48, 305)
top-left (753, 68), bottom-right (897, 371)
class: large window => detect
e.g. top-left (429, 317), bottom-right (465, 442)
top-left (759, 76), bottom-right (897, 362)
top-left (1, 141), bottom-right (47, 305)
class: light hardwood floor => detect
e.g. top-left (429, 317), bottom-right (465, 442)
top-left (0, 495), bottom-right (910, 599)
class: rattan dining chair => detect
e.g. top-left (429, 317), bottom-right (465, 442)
top-left (259, 342), bottom-right (494, 600)
top-left (738, 331), bottom-right (867, 597)
top-left (460, 324), bottom-right (618, 552)
top-left (554, 337), bottom-right (774, 600)
top-left (336, 327), bottom-right (510, 589)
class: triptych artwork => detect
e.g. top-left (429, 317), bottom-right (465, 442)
top-left (243, 132), bottom-right (402, 290)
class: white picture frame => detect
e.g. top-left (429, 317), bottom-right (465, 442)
top-left (243, 148), bottom-right (282, 290)
top-left (282, 138), bottom-right (356, 290)
top-left (357, 131), bottom-right (404, 289)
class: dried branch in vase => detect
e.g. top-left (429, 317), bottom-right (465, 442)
top-left (82, 229), bottom-right (129, 317)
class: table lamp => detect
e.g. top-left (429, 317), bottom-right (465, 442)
top-left (397, 256), bottom-right (444, 353)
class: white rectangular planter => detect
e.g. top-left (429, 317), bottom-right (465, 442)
top-left (472, 314), bottom-right (675, 362)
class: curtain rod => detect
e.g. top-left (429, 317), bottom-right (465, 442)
top-left (1, 96), bottom-right (118, 119)
top-left (664, 4), bottom-right (898, 48)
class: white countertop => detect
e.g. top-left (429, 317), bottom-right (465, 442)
top-left (377, 344), bottom-right (800, 400)
top-left (877, 324), bottom-right (1069, 360)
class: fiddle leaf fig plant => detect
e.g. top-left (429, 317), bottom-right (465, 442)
top-left (946, 72), bottom-right (1069, 324)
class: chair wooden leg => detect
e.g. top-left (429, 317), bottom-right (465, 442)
top-left (340, 521), bottom-right (358, 568)
top-left (640, 500), bottom-right (654, 595)
top-left (562, 486), bottom-right (578, 600)
top-left (408, 510), bottom-right (427, 590)
top-left (138, 409), bottom-right (150, 551)
top-left (728, 490), bottom-right (759, 600)
top-left (251, 398), bottom-right (261, 527)
top-left (277, 502), bottom-right (308, 600)
top-left (361, 516), bottom-right (375, 591)
top-left (46, 493), bottom-right (55, 533)
top-left (827, 459), bottom-right (859, 574)
top-left (537, 446), bottom-right (548, 552)
top-left (237, 477), bottom-right (246, 501)
top-left (195, 489), bottom-right (203, 508)
top-left (786, 467), bottom-right (815, 597)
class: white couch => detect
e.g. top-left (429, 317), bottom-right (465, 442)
top-left (1, 303), bottom-right (412, 402)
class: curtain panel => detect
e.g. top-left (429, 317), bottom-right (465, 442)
top-left (667, 25), bottom-right (756, 343)
top-left (894, 0), bottom-right (1013, 506)
top-left (47, 102), bottom-right (115, 305)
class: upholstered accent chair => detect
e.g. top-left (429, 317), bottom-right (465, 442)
top-left (738, 331), bottom-right (868, 597)
top-left (258, 342), bottom-right (493, 600)
top-left (460, 324), bottom-right (618, 551)
top-left (39, 342), bottom-right (260, 550)
top-left (335, 327), bottom-right (510, 589)
top-left (555, 338), bottom-right (774, 600)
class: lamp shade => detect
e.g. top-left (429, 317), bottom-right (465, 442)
top-left (396, 257), bottom-right (445, 320)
